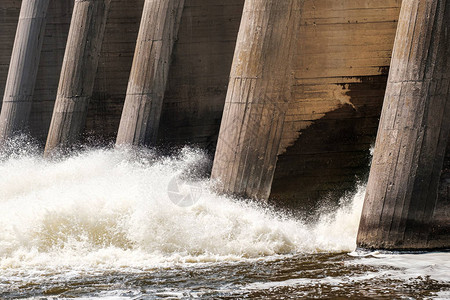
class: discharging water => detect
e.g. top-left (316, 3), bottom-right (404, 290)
top-left (0, 138), bottom-right (449, 299)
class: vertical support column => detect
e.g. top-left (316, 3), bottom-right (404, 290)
top-left (357, 0), bottom-right (450, 250)
top-left (115, 0), bottom-right (185, 146)
top-left (0, 0), bottom-right (50, 140)
top-left (210, 0), bottom-right (303, 200)
top-left (44, 0), bottom-right (111, 154)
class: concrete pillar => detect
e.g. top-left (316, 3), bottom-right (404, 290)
top-left (0, 0), bottom-right (50, 140)
top-left (357, 0), bottom-right (450, 251)
top-left (44, 0), bottom-right (111, 154)
top-left (210, 0), bottom-right (303, 200)
top-left (115, 0), bottom-right (185, 146)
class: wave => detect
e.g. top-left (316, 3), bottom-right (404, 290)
top-left (0, 137), bottom-right (365, 271)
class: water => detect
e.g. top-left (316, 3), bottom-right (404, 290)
top-left (0, 138), bottom-right (449, 299)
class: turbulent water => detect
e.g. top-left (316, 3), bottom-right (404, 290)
top-left (0, 138), bottom-right (449, 299)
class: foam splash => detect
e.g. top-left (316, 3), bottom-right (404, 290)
top-left (0, 139), bottom-right (365, 272)
top-left (349, 252), bottom-right (450, 282)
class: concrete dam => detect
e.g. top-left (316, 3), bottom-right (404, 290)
top-left (0, 0), bottom-right (449, 255)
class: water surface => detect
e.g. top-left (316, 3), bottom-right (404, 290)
top-left (0, 139), bottom-right (449, 299)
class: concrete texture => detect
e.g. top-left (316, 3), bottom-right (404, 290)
top-left (45, 0), bottom-right (111, 153)
top-left (211, 0), bottom-right (304, 200)
top-left (0, 0), bottom-right (50, 140)
top-left (116, 0), bottom-right (185, 147)
top-left (357, 0), bottom-right (450, 251)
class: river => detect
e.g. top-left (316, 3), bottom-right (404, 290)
top-left (0, 138), bottom-right (449, 299)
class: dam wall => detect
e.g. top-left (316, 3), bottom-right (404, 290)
top-left (1, 0), bottom-right (449, 251)
top-left (44, 0), bottom-right (112, 154)
top-left (271, 0), bottom-right (402, 207)
top-left (2, 0), bottom-right (445, 209)
top-left (357, 0), bottom-right (450, 251)
top-left (0, 0), bottom-right (399, 204)
top-left (0, 0), bottom-right (242, 145)
top-left (0, 1), bottom-right (20, 106)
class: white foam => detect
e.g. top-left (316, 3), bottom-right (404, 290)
top-left (350, 252), bottom-right (450, 282)
top-left (0, 144), bottom-right (365, 273)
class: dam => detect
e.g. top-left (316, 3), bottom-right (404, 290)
top-left (0, 0), bottom-right (449, 298)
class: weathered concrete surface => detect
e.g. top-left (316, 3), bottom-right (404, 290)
top-left (270, 0), bottom-right (402, 207)
top-left (86, 0), bottom-right (241, 145)
top-left (434, 139), bottom-right (450, 248)
top-left (357, 0), bottom-right (450, 251)
top-left (0, 0), bottom-right (75, 141)
top-left (157, 0), bottom-right (402, 205)
top-left (0, 2), bottom-right (20, 108)
top-left (0, 0), bottom-right (143, 144)
top-left (0, 0), bottom-right (243, 146)
top-left (45, 0), bottom-right (111, 153)
top-left (211, 0), bottom-right (304, 200)
top-left (0, 0), bottom-right (50, 140)
top-left (156, 1), bottom-right (244, 150)
top-left (116, 0), bottom-right (185, 147)
top-left (29, 0), bottom-right (73, 140)
top-left (85, 0), bottom-right (144, 141)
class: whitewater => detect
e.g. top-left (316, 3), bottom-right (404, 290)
top-left (0, 137), bottom-right (449, 299)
